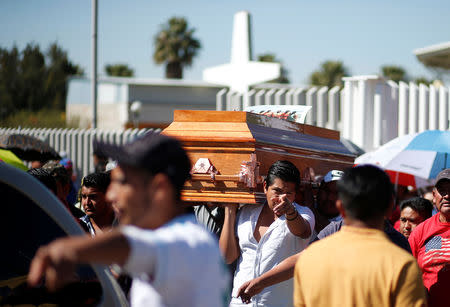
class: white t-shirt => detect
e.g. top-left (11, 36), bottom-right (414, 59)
top-left (230, 203), bottom-right (314, 307)
top-left (121, 214), bottom-right (230, 307)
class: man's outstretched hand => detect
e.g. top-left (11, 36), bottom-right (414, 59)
top-left (27, 238), bottom-right (78, 292)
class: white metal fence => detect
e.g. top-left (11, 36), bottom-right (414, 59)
top-left (218, 76), bottom-right (450, 152)
top-left (0, 127), bottom-right (160, 181)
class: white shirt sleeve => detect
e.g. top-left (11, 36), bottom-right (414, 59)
top-left (121, 225), bottom-right (158, 276)
top-left (294, 203), bottom-right (315, 235)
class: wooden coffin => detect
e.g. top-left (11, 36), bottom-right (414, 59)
top-left (162, 110), bottom-right (355, 205)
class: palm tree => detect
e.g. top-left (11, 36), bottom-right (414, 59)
top-left (309, 60), bottom-right (349, 88)
top-left (381, 65), bottom-right (406, 83)
top-left (257, 53), bottom-right (290, 84)
top-left (153, 17), bottom-right (201, 79)
top-left (105, 64), bottom-right (134, 77)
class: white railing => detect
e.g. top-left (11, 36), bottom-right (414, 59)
top-left (217, 76), bottom-right (450, 152)
top-left (0, 127), bottom-right (159, 180)
top-left (216, 86), bottom-right (343, 131)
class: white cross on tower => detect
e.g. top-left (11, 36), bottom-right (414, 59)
top-left (203, 11), bottom-right (281, 94)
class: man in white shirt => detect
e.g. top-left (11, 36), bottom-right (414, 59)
top-left (28, 133), bottom-right (230, 307)
top-left (220, 160), bottom-right (314, 307)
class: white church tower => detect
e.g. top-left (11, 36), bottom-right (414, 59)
top-left (203, 11), bottom-right (281, 94)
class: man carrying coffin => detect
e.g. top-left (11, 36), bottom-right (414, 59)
top-left (220, 160), bottom-right (314, 307)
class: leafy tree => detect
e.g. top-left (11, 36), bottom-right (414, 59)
top-left (19, 43), bottom-right (46, 111)
top-left (381, 65), bottom-right (407, 83)
top-left (414, 77), bottom-right (431, 86)
top-left (0, 46), bottom-right (20, 119)
top-left (309, 60), bottom-right (349, 88)
top-left (257, 53), bottom-right (290, 83)
top-left (0, 42), bottom-right (83, 120)
top-left (105, 63), bottom-right (134, 77)
top-left (153, 17), bottom-right (201, 79)
top-left (45, 43), bottom-right (84, 110)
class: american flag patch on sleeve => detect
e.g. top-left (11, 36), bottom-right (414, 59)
top-left (423, 236), bottom-right (450, 266)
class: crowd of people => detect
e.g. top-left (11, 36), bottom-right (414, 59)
top-left (15, 132), bottom-right (449, 306)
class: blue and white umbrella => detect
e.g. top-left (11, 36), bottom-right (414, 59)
top-left (356, 130), bottom-right (450, 181)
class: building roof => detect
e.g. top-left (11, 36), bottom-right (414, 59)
top-left (68, 76), bottom-right (227, 88)
top-left (414, 41), bottom-right (450, 69)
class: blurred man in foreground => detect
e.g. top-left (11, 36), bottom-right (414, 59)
top-left (28, 133), bottom-right (229, 307)
top-left (294, 165), bottom-right (426, 307)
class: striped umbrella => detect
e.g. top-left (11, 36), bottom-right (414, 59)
top-left (355, 130), bottom-right (450, 186)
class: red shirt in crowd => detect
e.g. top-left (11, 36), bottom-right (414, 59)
top-left (409, 213), bottom-right (450, 306)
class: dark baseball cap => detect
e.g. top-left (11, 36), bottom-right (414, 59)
top-left (42, 160), bottom-right (70, 185)
top-left (94, 132), bottom-right (191, 191)
top-left (435, 168), bottom-right (450, 186)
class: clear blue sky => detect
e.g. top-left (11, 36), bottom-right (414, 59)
top-left (1, 0), bottom-right (449, 85)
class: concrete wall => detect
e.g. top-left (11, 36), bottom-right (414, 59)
top-left (67, 103), bottom-right (128, 130)
top-left (66, 78), bottom-right (223, 129)
top-left (128, 84), bottom-right (220, 125)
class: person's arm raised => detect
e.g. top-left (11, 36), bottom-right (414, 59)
top-left (28, 230), bottom-right (129, 291)
top-left (273, 195), bottom-right (311, 238)
top-left (219, 204), bottom-right (240, 264)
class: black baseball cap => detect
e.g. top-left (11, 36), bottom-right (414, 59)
top-left (94, 132), bottom-right (191, 191)
top-left (435, 168), bottom-right (450, 187)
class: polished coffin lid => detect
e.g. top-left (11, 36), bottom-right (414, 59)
top-left (163, 110), bottom-right (355, 204)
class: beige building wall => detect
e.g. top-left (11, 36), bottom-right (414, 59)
top-left (67, 103), bottom-right (128, 130)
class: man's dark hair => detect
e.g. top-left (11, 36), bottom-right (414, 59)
top-left (82, 172), bottom-right (111, 194)
top-left (400, 197), bottom-right (433, 220)
top-left (42, 160), bottom-right (70, 186)
top-left (265, 160), bottom-right (301, 189)
top-left (27, 168), bottom-right (57, 194)
top-left (337, 165), bottom-right (393, 222)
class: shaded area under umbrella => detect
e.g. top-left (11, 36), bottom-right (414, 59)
top-left (0, 133), bottom-right (61, 162)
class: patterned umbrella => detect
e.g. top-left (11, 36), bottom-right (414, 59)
top-left (0, 133), bottom-right (61, 162)
top-left (355, 130), bottom-right (450, 186)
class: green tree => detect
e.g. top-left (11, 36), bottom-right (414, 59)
top-left (153, 17), bottom-right (201, 79)
top-left (105, 63), bottom-right (134, 77)
top-left (19, 43), bottom-right (46, 111)
top-left (0, 46), bottom-right (20, 119)
top-left (309, 60), bottom-right (349, 88)
top-left (257, 53), bottom-right (290, 84)
top-left (45, 42), bottom-right (84, 110)
top-left (381, 65), bottom-right (406, 83)
top-left (0, 42), bottom-right (83, 120)
top-left (414, 77), bottom-right (431, 86)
